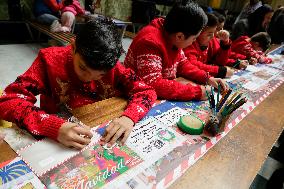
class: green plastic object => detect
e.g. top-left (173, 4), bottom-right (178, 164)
top-left (177, 115), bottom-right (205, 135)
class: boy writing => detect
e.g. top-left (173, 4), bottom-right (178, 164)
top-left (0, 19), bottom-right (157, 149)
top-left (183, 13), bottom-right (243, 72)
top-left (231, 32), bottom-right (272, 64)
top-left (124, 0), bottom-right (228, 101)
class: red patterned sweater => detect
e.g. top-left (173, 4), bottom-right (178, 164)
top-left (0, 46), bottom-right (157, 140)
top-left (124, 18), bottom-right (210, 101)
top-left (183, 37), bottom-right (231, 72)
top-left (231, 36), bottom-right (272, 64)
top-left (209, 37), bottom-right (247, 66)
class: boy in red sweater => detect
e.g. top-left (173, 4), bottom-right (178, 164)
top-left (231, 32), bottom-right (272, 64)
top-left (124, 1), bottom-right (228, 101)
top-left (183, 13), bottom-right (243, 72)
top-left (211, 11), bottom-right (249, 69)
top-left (0, 19), bottom-right (157, 149)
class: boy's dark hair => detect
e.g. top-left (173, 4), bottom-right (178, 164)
top-left (75, 18), bottom-right (123, 70)
top-left (164, 0), bottom-right (207, 38)
top-left (251, 32), bottom-right (271, 51)
top-left (212, 11), bottom-right (226, 24)
top-left (206, 13), bottom-right (218, 27)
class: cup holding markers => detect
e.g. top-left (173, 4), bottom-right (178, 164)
top-left (204, 84), bottom-right (247, 136)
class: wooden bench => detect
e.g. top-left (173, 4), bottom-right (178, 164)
top-left (25, 20), bottom-right (76, 46)
top-left (25, 18), bottom-right (135, 47)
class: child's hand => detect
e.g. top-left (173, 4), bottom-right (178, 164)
top-left (217, 30), bottom-right (230, 44)
top-left (101, 116), bottom-right (134, 146)
top-left (200, 86), bottom-right (211, 100)
top-left (249, 57), bottom-right (258, 65)
top-left (208, 77), bottom-right (229, 91)
top-left (239, 60), bottom-right (249, 69)
top-left (225, 67), bottom-right (234, 78)
top-left (58, 122), bottom-right (93, 149)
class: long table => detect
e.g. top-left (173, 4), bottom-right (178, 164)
top-left (0, 46), bottom-right (283, 188)
top-left (169, 84), bottom-right (284, 189)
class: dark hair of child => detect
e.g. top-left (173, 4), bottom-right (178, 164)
top-left (206, 13), bottom-right (218, 27)
top-left (164, 0), bottom-right (208, 38)
top-left (212, 11), bottom-right (226, 24)
top-left (75, 18), bottom-right (123, 70)
top-left (250, 32), bottom-right (271, 51)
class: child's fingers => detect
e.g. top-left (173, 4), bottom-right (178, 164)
top-left (121, 130), bottom-right (131, 145)
top-left (220, 80), bottom-right (228, 91)
top-left (72, 133), bottom-right (91, 145)
top-left (69, 141), bottom-right (86, 150)
top-left (109, 128), bottom-right (125, 145)
top-left (74, 126), bottom-right (93, 138)
top-left (103, 123), bottom-right (120, 143)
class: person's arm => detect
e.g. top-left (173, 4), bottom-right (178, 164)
top-left (114, 63), bottom-right (157, 123)
top-left (258, 52), bottom-right (272, 64)
top-left (209, 31), bottom-right (232, 67)
top-left (0, 54), bottom-right (65, 140)
top-left (132, 45), bottom-right (203, 101)
top-left (73, 0), bottom-right (85, 15)
top-left (44, 0), bottom-right (63, 12)
top-left (230, 51), bottom-right (247, 60)
top-left (183, 48), bottom-right (227, 78)
top-left (101, 63), bottom-right (157, 145)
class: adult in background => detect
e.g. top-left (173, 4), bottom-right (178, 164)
top-left (234, 0), bottom-right (262, 25)
top-left (231, 4), bottom-right (273, 40)
top-left (268, 6), bottom-right (284, 44)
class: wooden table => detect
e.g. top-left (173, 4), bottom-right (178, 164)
top-left (1, 84), bottom-right (283, 189)
top-left (169, 83), bottom-right (284, 189)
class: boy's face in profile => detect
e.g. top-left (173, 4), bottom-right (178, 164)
top-left (175, 31), bottom-right (200, 49)
top-left (197, 26), bottom-right (217, 46)
top-left (73, 52), bottom-right (107, 82)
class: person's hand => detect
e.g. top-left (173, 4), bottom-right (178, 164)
top-left (239, 60), bottom-right (249, 69)
top-left (58, 122), bottom-right (93, 149)
top-left (217, 30), bottom-right (230, 44)
top-left (249, 57), bottom-right (258, 65)
top-left (208, 77), bottom-right (229, 91)
top-left (101, 116), bottom-right (134, 146)
top-left (225, 67), bottom-right (234, 78)
top-left (200, 86), bottom-right (211, 100)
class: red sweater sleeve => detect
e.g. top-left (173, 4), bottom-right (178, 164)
top-left (183, 47), bottom-right (220, 77)
top-left (0, 55), bottom-right (65, 140)
top-left (133, 46), bottom-right (202, 101)
top-left (177, 51), bottom-right (208, 84)
top-left (73, 0), bottom-right (85, 15)
top-left (114, 63), bottom-right (157, 123)
top-left (207, 40), bottom-right (232, 66)
top-left (44, 0), bottom-right (63, 12)
top-left (230, 51), bottom-right (246, 60)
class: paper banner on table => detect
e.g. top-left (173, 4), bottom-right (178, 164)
top-left (0, 157), bottom-right (44, 189)
top-left (17, 128), bottom-right (101, 177)
top-left (0, 127), bottom-right (37, 152)
top-left (126, 109), bottom-right (187, 168)
top-left (40, 142), bottom-right (144, 189)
